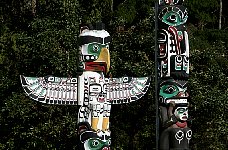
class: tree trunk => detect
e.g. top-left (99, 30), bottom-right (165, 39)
top-left (219, 0), bottom-right (222, 29)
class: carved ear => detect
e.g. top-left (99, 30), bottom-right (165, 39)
top-left (78, 125), bottom-right (88, 134)
top-left (80, 26), bottom-right (89, 34)
top-left (77, 122), bottom-right (93, 134)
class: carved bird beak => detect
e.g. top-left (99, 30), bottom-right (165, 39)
top-left (95, 47), bottom-right (110, 74)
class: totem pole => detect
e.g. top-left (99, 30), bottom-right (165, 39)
top-left (155, 0), bottom-right (192, 149)
top-left (20, 23), bottom-right (150, 150)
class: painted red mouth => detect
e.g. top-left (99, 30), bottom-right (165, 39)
top-left (85, 62), bottom-right (107, 73)
top-left (182, 116), bottom-right (187, 120)
top-left (98, 97), bottom-right (105, 102)
top-left (102, 147), bottom-right (110, 150)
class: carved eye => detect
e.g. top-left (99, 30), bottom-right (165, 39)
top-left (48, 77), bottom-right (54, 82)
top-left (92, 140), bottom-right (99, 146)
top-left (106, 44), bottom-right (109, 49)
top-left (177, 107), bottom-right (187, 114)
top-left (184, 56), bottom-right (189, 63)
top-left (107, 139), bottom-right (111, 145)
top-left (93, 44), bottom-right (100, 52)
top-left (165, 86), bottom-right (176, 94)
top-left (160, 84), bottom-right (180, 99)
top-left (164, 13), bottom-right (180, 24)
top-left (167, 14), bottom-right (177, 23)
top-left (176, 55), bottom-right (183, 63)
top-left (160, 7), bottom-right (187, 26)
top-left (88, 139), bottom-right (103, 149)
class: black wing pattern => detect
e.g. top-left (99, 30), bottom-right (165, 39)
top-left (105, 76), bottom-right (151, 104)
top-left (20, 75), bottom-right (78, 105)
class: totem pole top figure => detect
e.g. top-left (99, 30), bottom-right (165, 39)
top-left (20, 22), bottom-right (151, 150)
top-left (78, 23), bottom-right (111, 75)
top-left (157, 0), bottom-right (189, 80)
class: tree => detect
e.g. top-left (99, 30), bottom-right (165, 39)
top-left (186, 0), bottom-right (220, 29)
top-left (0, 0), bottom-right (80, 149)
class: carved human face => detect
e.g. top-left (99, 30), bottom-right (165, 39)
top-left (174, 107), bottom-right (188, 121)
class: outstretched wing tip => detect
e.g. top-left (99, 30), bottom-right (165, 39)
top-left (108, 76), bottom-right (151, 104)
top-left (19, 75), bottom-right (79, 105)
top-left (20, 75), bottom-right (26, 86)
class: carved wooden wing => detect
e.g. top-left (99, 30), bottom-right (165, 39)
top-left (20, 75), bottom-right (78, 105)
top-left (105, 76), bottom-right (151, 104)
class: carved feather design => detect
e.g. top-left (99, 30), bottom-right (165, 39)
top-left (20, 75), bottom-right (78, 105)
top-left (20, 75), bottom-right (150, 105)
top-left (105, 76), bottom-right (151, 104)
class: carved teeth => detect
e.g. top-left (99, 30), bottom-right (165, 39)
top-left (166, 99), bottom-right (188, 104)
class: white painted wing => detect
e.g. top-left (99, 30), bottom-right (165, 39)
top-left (105, 76), bottom-right (151, 104)
top-left (20, 75), bottom-right (78, 105)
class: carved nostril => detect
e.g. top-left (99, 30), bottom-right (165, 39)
top-left (177, 92), bottom-right (185, 97)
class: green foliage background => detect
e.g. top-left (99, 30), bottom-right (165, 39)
top-left (0, 0), bottom-right (227, 149)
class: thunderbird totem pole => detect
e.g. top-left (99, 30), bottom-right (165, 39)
top-left (155, 0), bottom-right (192, 149)
top-left (20, 23), bottom-right (150, 150)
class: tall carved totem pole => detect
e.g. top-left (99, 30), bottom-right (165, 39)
top-left (155, 0), bottom-right (192, 149)
top-left (20, 23), bottom-right (150, 150)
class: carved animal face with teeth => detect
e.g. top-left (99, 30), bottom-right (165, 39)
top-left (159, 79), bottom-right (188, 104)
top-left (78, 122), bottom-right (111, 150)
